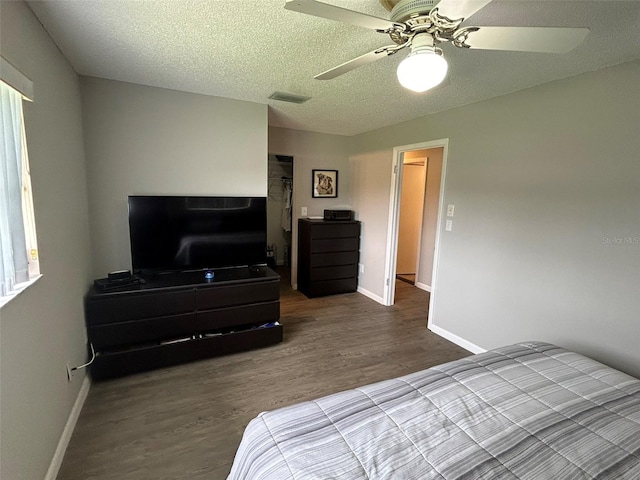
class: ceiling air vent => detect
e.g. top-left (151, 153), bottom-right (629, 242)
top-left (268, 91), bottom-right (311, 104)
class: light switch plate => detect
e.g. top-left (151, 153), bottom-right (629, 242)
top-left (447, 204), bottom-right (455, 217)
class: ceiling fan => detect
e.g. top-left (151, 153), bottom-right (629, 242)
top-left (284, 0), bottom-right (589, 92)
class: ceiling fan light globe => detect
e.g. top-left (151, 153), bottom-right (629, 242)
top-left (397, 50), bottom-right (448, 93)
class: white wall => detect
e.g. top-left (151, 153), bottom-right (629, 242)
top-left (0, 1), bottom-right (93, 478)
top-left (349, 61), bottom-right (640, 377)
top-left (81, 77), bottom-right (268, 276)
top-left (268, 127), bottom-right (351, 287)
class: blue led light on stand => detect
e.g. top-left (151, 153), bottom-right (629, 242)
top-left (205, 271), bottom-right (214, 281)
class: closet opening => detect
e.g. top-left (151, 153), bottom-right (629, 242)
top-left (267, 154), bottom-right (294, 282)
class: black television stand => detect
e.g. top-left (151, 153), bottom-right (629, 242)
top-left (84, 266), bottom-right (282, 380)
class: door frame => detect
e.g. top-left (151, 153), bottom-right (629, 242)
top-left (382, 139), bottom-right (449, 313)
top-left (395, 155), bottom-right (428, 286)
top-left (410, 156), bottom-right (428, 290)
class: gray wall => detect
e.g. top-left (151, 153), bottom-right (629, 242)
top-left (349, 61), bottom-right (640, 376)
top-left (0, 1), bottom-right (93, 478)
top-left (1, 6), bottom-right (637, 475)
top-left (81, 77), bottom-right (268, 276)
top-left (269, 127), bottom-right (351, 287)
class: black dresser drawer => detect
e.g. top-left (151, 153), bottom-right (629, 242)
top-left (86, 290), bottom-right (195, 325)
top-left (310, 251), bottom-right (359, 267)
top-left (197, 301), bottom-right (280, 330)
top-left (311, 237), bottom-right (360, 253)
top-left (88, 312), bottom-right (198, 350)
top-left (310, 265), bottom-right (358, 282)
top-left (309, 222), bottom-right (360, 239)
top-left (307, 278), bottom-right (358, 297)
top-left (90, 325), bottom-right (284, 380)
top-left (196, 280), bottom-right (279, 309)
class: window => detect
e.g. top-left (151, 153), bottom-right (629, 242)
top-left (0, 69), bottom-right (39, 303)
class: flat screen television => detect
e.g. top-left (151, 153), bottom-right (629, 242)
top-left (128, 195), bottom-right (267, 274)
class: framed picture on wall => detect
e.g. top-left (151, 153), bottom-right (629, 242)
top-left (312, 169), bottom-right (338, 198)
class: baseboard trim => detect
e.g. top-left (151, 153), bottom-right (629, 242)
top-left (45, 375), bottom-right (91, 480)
top-left (357, 286), bottom-right (385, 305)
top-left (428, 324), bottom-right (485, 354)
top-left (415, 282), bottom-right (431, 292)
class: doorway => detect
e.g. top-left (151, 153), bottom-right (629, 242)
top-left (396, 151), bottom-right (427, 287)
top-left (384, 140), bottom-right (448, 316)
top-left (267, 154), bottom-right (293, 279)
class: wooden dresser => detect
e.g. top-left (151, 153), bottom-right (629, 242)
top-left (297, 218), bottom-right (361, 297)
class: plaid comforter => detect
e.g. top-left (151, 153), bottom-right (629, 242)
top-left (228, 342), bottom-right (640, 479)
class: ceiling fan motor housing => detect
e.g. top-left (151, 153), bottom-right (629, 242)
top-left (391, 0), bottom-right (440, 23)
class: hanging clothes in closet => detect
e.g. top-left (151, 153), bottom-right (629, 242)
top-left (281, 178), bottom-right (292, 232)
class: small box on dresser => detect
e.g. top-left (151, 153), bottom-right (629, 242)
top-left (297, 218), bottom-right (361, 298)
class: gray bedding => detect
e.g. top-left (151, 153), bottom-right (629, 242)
top-left (227, 342), bottom-right (640, 479)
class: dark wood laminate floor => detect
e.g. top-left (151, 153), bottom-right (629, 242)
top-left (57, 273), bottom-right (470, 480)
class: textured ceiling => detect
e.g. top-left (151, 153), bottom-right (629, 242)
top-left (26, 0), bottom-right (640, 136)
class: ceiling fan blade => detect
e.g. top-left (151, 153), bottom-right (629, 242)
top-left (435, 0), bottom-right (493, 21)
top-left (466, 26), bottom-right (589, 53)
top-left (285, 0), bottom-right (394, 31)
top-left (314, 47), bottom-right (397, 80)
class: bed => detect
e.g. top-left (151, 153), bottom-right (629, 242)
top-left (227, 342), bottom-right (640, 479)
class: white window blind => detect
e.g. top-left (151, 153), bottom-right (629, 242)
top-left (0, 79), bottom-right (39, 298)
